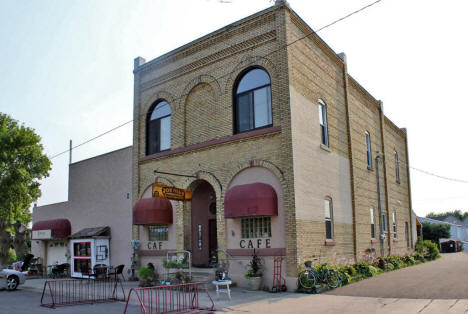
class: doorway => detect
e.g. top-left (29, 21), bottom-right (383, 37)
top-left (191, 181), bottom-right (217, 267)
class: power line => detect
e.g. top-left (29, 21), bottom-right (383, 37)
top-left (410, 166), bottom-right (468, 184)
top-left (49, 0), bottom-right (384, 160)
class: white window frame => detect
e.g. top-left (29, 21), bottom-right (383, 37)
top-left (324, 197), bottom-right (333, 240)
top-left (318, 99), bottom-right (329, 147)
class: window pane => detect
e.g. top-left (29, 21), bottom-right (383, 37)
top-left (150, 101), bottom-right (171, 120)
top-left (370, 208), bottom-right (374, 224)
top-left (237, 93), bottom-right (253, 132)
top-left (366, 132), bottom-right (372, 167)
top-left (325, 220), bottom-right (332, 240)
top-left (382, 214), bottom-right (386, 232)
top-left (318, 104), bottom-right (324, 125)
top-left (253, 86), bottom-right (272, 128)
top-left (237, 69), bottom-right (270, 94)
top-left (160, 116), bottom-right (171, 150)
top-left (147, 119), bottom-right (159, 155)
top-left (371, 224), bottom-right (375, 238)
top-left (324, 199), bottom-right (331, 219)
top-left (241, 217), bottom-right (271, 238)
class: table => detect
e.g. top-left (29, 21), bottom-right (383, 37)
top-left (212, 280), bottom-right (232, 300)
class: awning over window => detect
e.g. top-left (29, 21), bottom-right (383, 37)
top-left (32, 219), bottom-right (71, 240)
top-left (224, 183), bottom-right (278, 218)
top-left (133, 198), bottom-right (173, 225)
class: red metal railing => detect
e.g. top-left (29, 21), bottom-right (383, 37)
top-left (40, 278), bottom-right (126, 308)
top-left (123, 282), bottom-right (214, 314)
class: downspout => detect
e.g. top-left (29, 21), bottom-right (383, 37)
top-left (377, 101), bottom-right (390, 254)
top-left (375, 155), bottom-right (385, 256)
top-left (339, 52), bottom-right (358, 262)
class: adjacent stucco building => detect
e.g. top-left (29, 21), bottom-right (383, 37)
top-left (31, 146), bottom-right (133, 276)
top-left (131, 1), bottom-right (414, 290)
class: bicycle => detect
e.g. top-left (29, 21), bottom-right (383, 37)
top-left (299, 261), bottom-right (341, 290)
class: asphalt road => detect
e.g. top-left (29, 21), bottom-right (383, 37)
top-left (326, 252), bottom-right (468, 299)
top-left (0, 289), bottom-right (135, 314)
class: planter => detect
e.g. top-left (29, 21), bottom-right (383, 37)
top-left (246, 276), bottom-right (262, 290)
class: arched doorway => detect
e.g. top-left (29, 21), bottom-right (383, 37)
top-left (191, 180), bottom-right (217, 267)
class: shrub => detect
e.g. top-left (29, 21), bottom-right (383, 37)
top-left (412, 252), bottom-right (425, 263)
top-left (416, 240), bottom-right (440, 261)
top-left (386, 256), bottom-right (404, 269)
top-left (137, 267), bottom-right (152, 280)
top-left (353, 262), bottom-right (379, 277)
top-left (8, 248), bottom-right (17, 265)
top-left (245, 249), bottom-right (263, 278)
top-left (336, 266), bottom-right (351, 285)
top-left (386, 262), bottom-right (394, 271)
top-left (346, 265), bottom-right (357, 277)
top-left (402, 255), bottom-right (415, 266)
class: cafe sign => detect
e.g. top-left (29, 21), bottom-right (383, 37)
top-left (152, 183), bottom-right (192, 201)
top-left (32, 229), bottom-right (52, 240)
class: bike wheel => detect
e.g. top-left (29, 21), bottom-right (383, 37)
top-left (299, 271), bottom-right (316, 289)
top-left (326, 270), bottom-right (341, 289)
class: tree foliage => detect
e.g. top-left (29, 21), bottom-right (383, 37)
top-left (426, 210), bottom-right (468, 221)
top-left (421, 222), bottom-right (450, 244)
top-left (0, 113), bottom-right (51, 264)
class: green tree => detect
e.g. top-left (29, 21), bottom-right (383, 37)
top-left (426, 210), bottom-right (468, 221)
top-left (0, 113), bottom-right (51, 265)
top-left (421, 222), bottom-right (450, 244)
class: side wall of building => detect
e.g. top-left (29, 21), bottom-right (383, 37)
top-left (32, 147), bottom-right (133, 271)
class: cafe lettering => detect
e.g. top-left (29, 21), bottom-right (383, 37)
top-left (240, 238), bottom-right (271, 249)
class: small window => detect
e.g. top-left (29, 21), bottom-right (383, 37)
top-left (318, 99), bottom-right (328, 147)
top-left (405, 222), bottom-right (410, 248)
top-left (370, 208), bottom-right (375, 238)
top-left (324, 198), bottom-right (333, 240)
top-left (241, 217), bottom-right (271, 238)
top-left (234, 68), bottom-right (272, 133)
top-left (382, 214), bottom-right (387, 233)
top-left (395, 151), bottom-right (400, 183)
top-left (148, 225), bottom-right (169, 241)
top-left (147, 100), bottom-right (171, 155)
top-left (392, 212), bottom-right (397, 238)
top-left (365, 131), bottom-right (372, 169)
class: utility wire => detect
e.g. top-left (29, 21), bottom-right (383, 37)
top-left (49, 0), bottom-right (384, 161)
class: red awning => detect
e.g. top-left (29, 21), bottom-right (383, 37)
top-left (32, 219), bottom-right (71, 239)
top-left (224, 183), bottom-right (278, 218)
top-left (133, 198), bottom-right (173, 225)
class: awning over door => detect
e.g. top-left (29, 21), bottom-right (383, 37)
top-left (224, 183), bottom-right (278, 218)
top-left (32, 219), bottom-right (71, 240)
top-left (133, 198), bottom-right (173, 225)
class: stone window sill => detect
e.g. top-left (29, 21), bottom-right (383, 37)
top-left (367, 165), bottom-right (373, 171)
top-left (370, 238), bottom-right (378, 243)
top-left (324, 240), bottom-right (336, 246)
top-left (320, 144), bottom-right (331, 152)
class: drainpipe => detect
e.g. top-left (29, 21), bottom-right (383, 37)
top-left (375, 154), bottom-right (385, 256)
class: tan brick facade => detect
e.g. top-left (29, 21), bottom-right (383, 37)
top-left (132, 2), bottom-right (413, 288)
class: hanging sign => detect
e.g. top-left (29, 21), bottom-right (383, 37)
top-left (152, 183), bottom-right (192, 201)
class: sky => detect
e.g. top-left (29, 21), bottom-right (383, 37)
top-left (1, 0), bottom-right (468, 217)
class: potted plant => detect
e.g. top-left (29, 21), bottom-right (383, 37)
top-left (137, 263), bottom-right (159, 287)
top-left (244, 249), bottom-right (263, 290)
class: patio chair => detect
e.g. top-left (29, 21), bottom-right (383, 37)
top-left (107, 264), bottom-right (125, 281)
top-left (93, 264), bottom-right (108, 279)
top-left (52, 263), bottom-right (69, 278)
top-left (80, 264), bottom-right (97, 278)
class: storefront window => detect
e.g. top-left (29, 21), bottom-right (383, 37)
top-left (73, 242), bottom-right (91, 257)
top-left (149, 225), bottom-right (169, 241)
top-left (241, 217), bottom-right (271, 238)
top-left (74, 258), bottom-right (91, 273)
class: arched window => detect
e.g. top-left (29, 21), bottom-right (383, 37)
top-left (147, 100), bottom-right (171, 155)
top-left (234, 68), bottom-right (272, 133)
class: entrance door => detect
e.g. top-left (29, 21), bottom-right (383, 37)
top-left (191, 181), bottom-right (216, 267)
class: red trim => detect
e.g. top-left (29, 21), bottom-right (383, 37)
top-left (139, 126), bottom-right (281, 163)
top-left (227, 248), bottom-right (286, 256)
top-left (139, 249), bottom-right (171, 256)
top-left (73, 241), bottom-right (92, 257)
top-left (324, 240), bottom-right (336, 246)
top-left (370, 239), bottom-right (378, 243)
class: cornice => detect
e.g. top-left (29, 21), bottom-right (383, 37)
top-left (140, 30), bottom-right (277, 92)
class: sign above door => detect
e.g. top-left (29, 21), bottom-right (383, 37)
top-left (152, 183), bottom-right (192, 201)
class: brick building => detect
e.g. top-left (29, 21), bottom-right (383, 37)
top-left (132, 1), bottom-right (414, 289)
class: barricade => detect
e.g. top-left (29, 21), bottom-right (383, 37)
top-left (123, 282), bottom-right (214, 314)
top-left (40, 278), bottom-right (126, 308)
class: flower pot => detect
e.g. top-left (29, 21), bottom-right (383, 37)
top-left (246, 276), bottom-right (262, 290)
